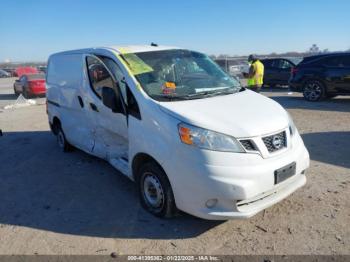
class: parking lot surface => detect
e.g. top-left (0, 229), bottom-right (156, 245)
top-left (0, 77), bottom-right (349, 255)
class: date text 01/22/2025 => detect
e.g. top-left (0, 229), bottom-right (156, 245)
top-left (127, 256), bottom-right (219, 261)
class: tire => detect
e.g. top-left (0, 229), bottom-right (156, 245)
top-left (13, 86), bottom-right (19, 96)
top-left (302, 80), bottom-right (325, 101)
top-left (137, 161), bottom-right (177, 218)
top-left (56, 125), bottom-right (73, 152)
top-left (23, 88), bottom-right (30, 99)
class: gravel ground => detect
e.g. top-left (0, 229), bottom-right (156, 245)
top-left (0, 77), bottom-right (349, 255)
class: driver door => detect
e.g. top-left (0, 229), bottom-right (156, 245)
top-left (84, 55), bottom-right (129, 174)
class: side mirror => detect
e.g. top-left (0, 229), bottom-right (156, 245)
top-left (102, 86), bottom-right (123, 113)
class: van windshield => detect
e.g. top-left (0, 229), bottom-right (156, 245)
top-left (123, 49), bottom-right (242, 101)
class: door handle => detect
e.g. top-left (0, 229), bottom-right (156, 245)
top-left (90, 103), bottom-right (99, 112)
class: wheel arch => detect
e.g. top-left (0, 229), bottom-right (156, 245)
top-left (131, 152), bottom-right (166, 181)
top-left (301, 76), bottom-right (328, 90)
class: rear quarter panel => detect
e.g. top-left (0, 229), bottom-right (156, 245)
top-left (46, 53), bottom-right (94, 150)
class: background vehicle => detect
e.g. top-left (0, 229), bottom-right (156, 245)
top-left (0, 69), bottom-right (11, 78)
top-left (289, 52), bottom-right (350, 101)
top-left (261, 58), bottom-right (300, 87)
top-left (2, 68), bottom-right (16, 77)
top-left (13, 73), bottom-right (46, 98)
top-left (214, 58), bottom-right (249, 78)
top-left (15, 66), bottom-right (38, 78)
top-left (37, 65), bottom-right (47, 74)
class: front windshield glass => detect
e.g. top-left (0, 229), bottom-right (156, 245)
top-left (123, 49), bottom-right (242, 101)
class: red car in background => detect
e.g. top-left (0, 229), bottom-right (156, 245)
top-left (15, 67), bottom-right (38, 77)
top-left (13, 73), bottom-right (46, 98)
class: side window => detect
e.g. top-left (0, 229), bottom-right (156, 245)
top-left (262, 60), bottom-right (273, 68)
top-left (338, 55), bottom-right (350, 67)
top-left (322, 56), bottom-right (340, 67)
top-left (99, 56), bottom-right (127, 104)
top-left (99, 56), bottom-right (141, 120)
top-left (280, 60), bottom-right (293, 69)
top-left (270, 59), bottom-right (280, 68)
top-left (86, 56), bottom-right (114, 98)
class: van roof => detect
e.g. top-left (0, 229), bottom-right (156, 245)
top-left (51, 45), bottom-right (180, 57)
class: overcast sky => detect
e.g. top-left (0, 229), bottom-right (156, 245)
top-left (1, 0), bottom-right (350, 62)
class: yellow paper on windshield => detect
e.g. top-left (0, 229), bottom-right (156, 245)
top-left (118, 48), bottom-right (153, 75)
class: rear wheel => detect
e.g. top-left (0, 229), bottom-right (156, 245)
top-left (137, 161), bottom-right (177, 218)
top-left (56, 125), bottom-right (73, 152)
top-left (303, 80), bottom-right (325, 101)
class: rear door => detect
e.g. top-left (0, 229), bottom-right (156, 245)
top-left (276, 59), bottom-right (294, 85)
top-left (336, 55), bottom-right (350, 93)
top-left (321, 55), bottom-right (350, 93)
top-left (84, 54), bottom-right (129, 171)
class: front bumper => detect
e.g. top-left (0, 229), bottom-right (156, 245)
top-left (164, 133), bottom-right (309, 220)
top-left (198, 172), bottom-right (306, 220)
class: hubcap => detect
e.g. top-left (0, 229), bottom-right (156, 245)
top-left (57, 131), bottom-right (65, 148)
top-left (143, 173), bottom-right (164, 209)
top-left (304, 82), bottom-right (322, 101)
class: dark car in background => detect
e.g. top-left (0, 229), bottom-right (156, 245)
top-left (289, 52), bottom-right (350, 101)
top-left (2, 68), bottom-right (16, 77)
top-left (13, 73), bottom-right (46, 98)
top-left (37, 66), bottom-right (47, 74)
top-left (261, 58), bottom-right (302, 87)
top-left (0, 69), bottom-right (11, 78)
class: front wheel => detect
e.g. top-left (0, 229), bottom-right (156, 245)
top-left (23, 88), bottom-right (30, 99)
top-left (137, 162), bottom-right (177, 218)
top-left (13, 86), bottom-right (19, 96)
top-left (303, 80), bottom-right (325, 101)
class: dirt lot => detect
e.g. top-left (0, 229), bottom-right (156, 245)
top-left (0, 77), bottom-right (349, 255)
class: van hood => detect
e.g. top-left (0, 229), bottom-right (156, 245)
top-left (158, 90), bottom-right (289, 138)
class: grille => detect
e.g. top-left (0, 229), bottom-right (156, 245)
top-left (240, 139), bottom-right (257, 151)
top-left (262, 131), bottom-right (286, 153)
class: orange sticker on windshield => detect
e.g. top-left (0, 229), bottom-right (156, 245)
top-left (165, 82), bottom-right (176, 89)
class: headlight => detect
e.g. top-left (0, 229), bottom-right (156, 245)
top-left (178, 123), bottom-right (245, 153)
top-left (287, 112), bottom-right (297, 136)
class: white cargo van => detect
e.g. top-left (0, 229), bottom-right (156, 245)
top-left (46, 45), bottom-right (309, 220)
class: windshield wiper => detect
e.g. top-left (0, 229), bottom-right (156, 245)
top-left (189, 88), bottom-right (238, 98)
top-left (154, 87), bottom-right (241, 101)
top-left (153, 94), bottom-right (195, 101)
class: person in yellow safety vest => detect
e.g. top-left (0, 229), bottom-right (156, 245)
top-left (247, 54), bottom-right (264, 93)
